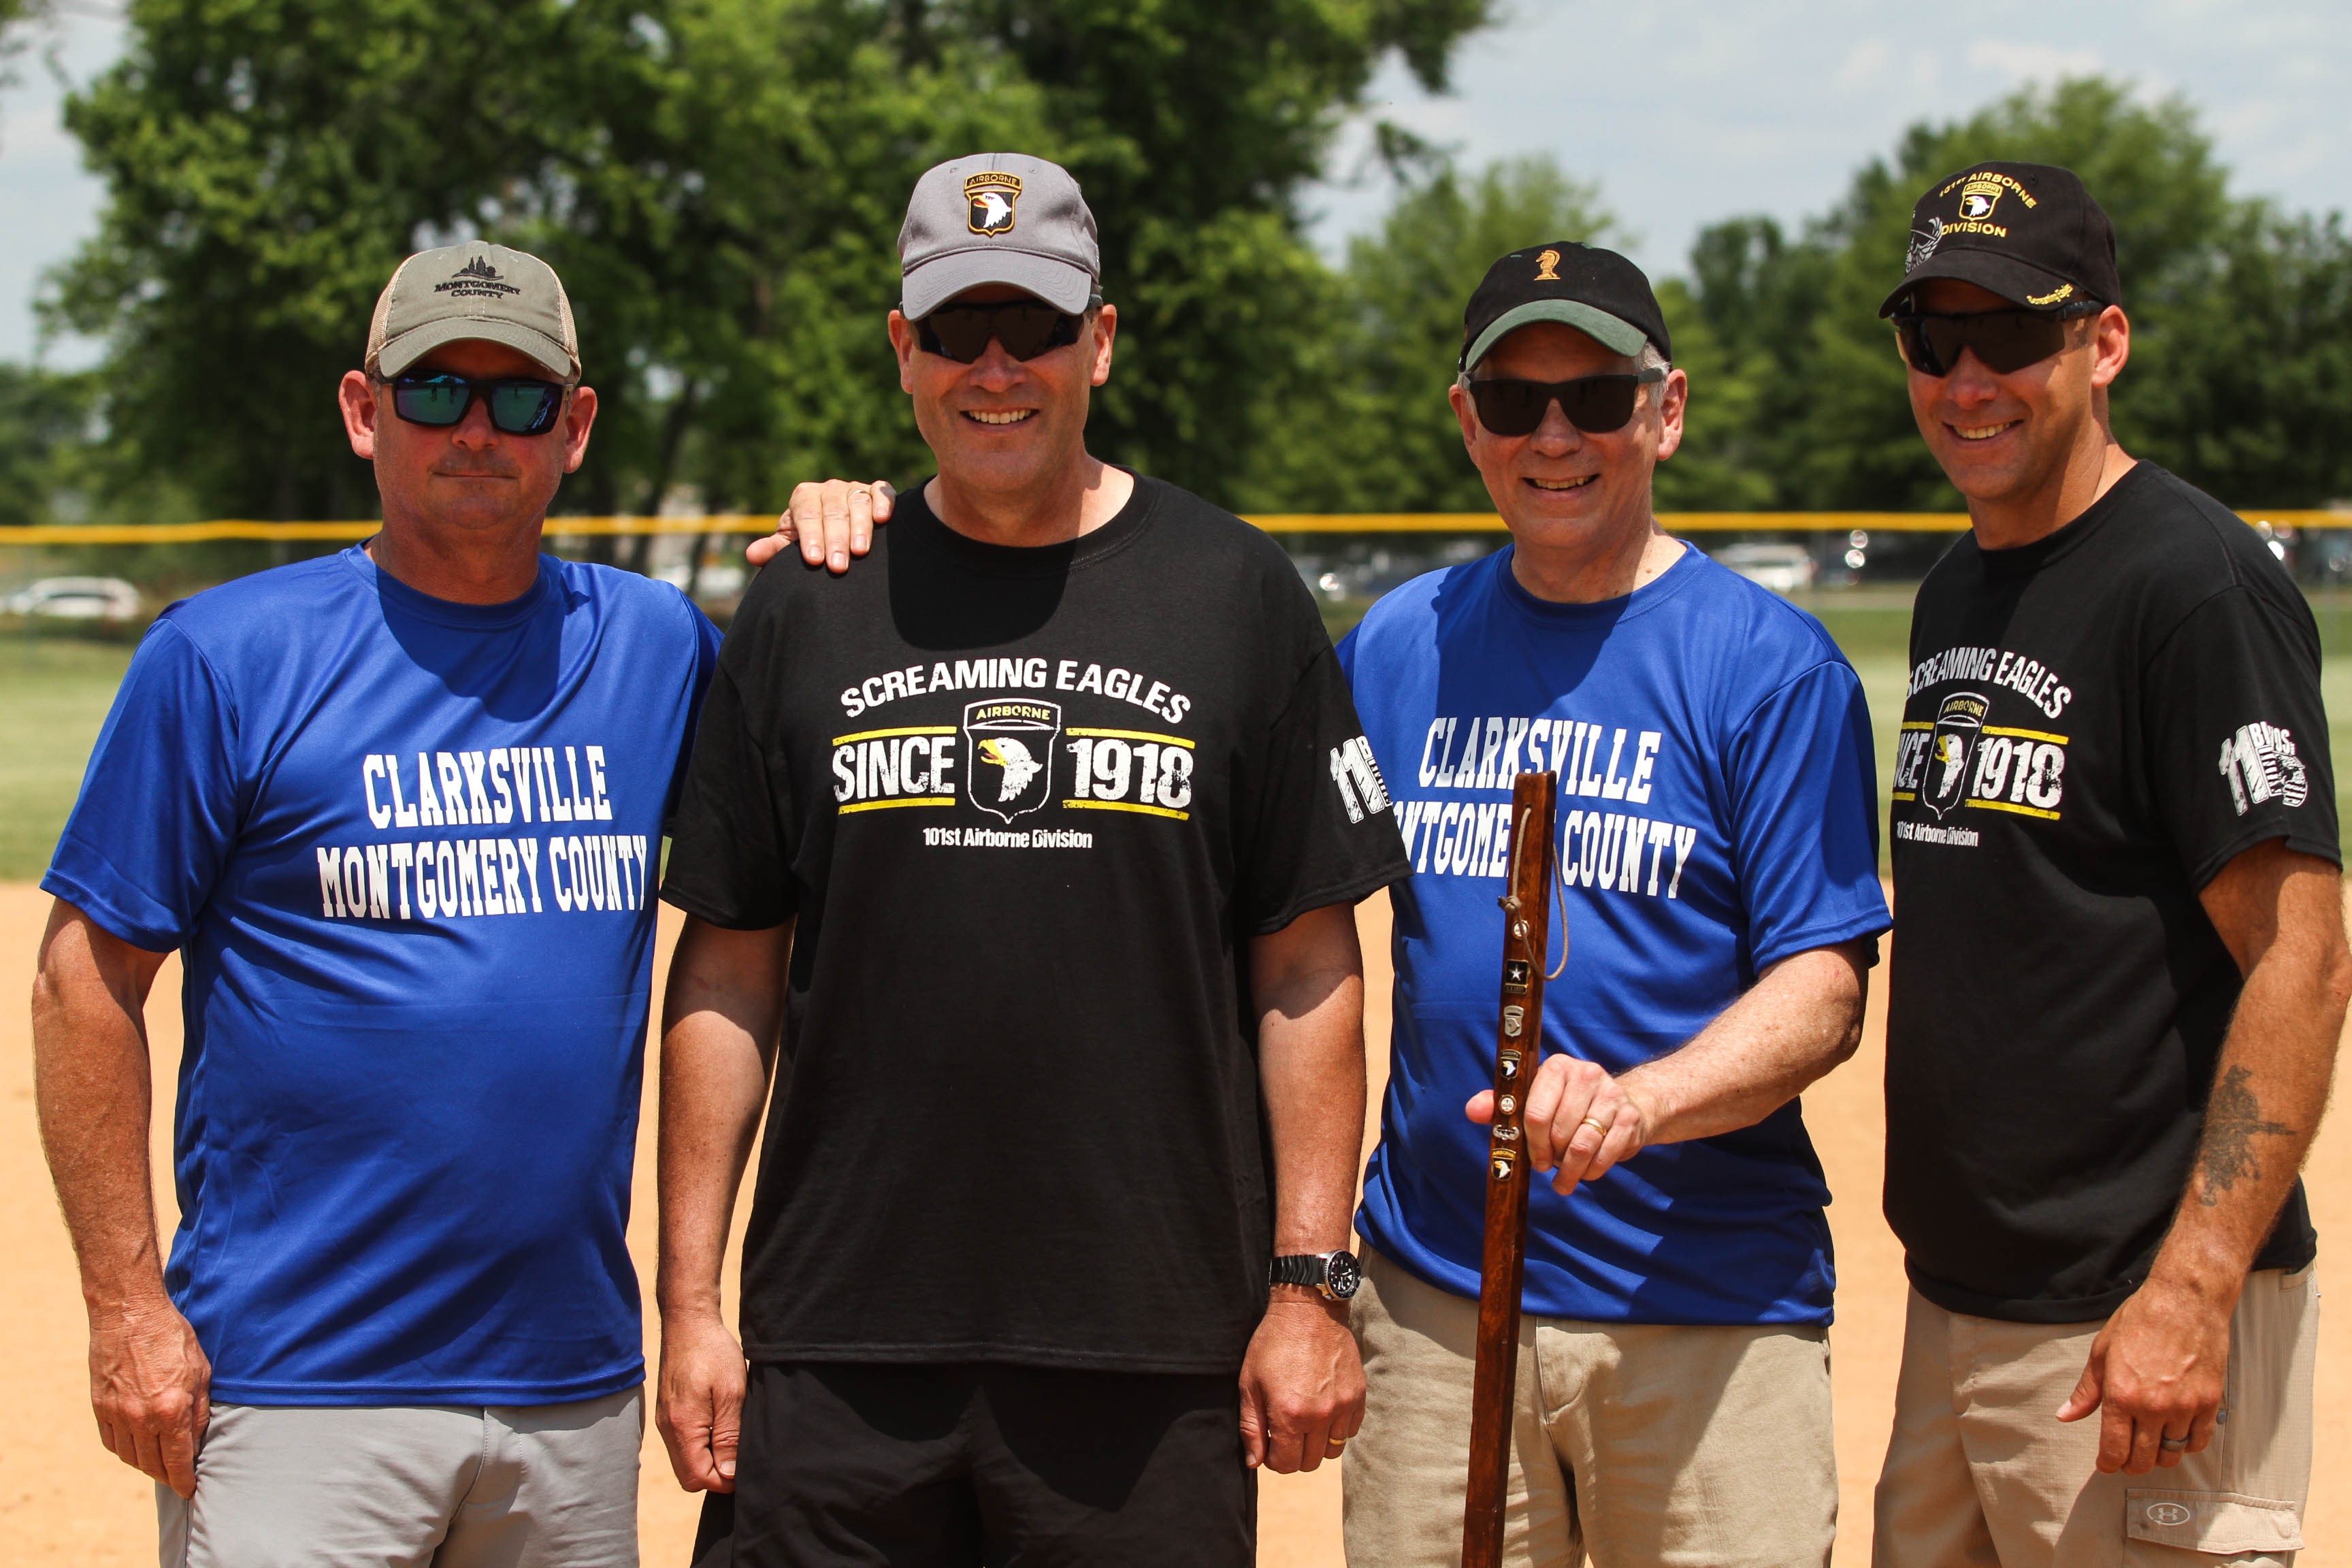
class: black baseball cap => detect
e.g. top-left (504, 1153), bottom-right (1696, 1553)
top-left (1878, 162), bottom-right (2122, 318)
top-left (1459, 242), bottom-right (1671, 374)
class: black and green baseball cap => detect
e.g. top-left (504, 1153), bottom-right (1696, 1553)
top-left (1459, 242), bottom-right (1671, 373)
top-left (366, 243), bottom-right (580, 382)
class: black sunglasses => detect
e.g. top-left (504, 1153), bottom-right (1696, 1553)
top-left (387, 373), bottom-right (568, 436)
top-left (1891, 310), bottom-right (2076, 378)
top-left (915, 299), bottom-right (1090, 364)
top-left (1461, 367), bottom-right (1667, 438)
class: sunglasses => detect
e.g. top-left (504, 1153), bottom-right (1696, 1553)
top-left (387, 373), bottom-right (568, 436)
top-left (1460, 367), bottom-right (1667, 438)
top-left (915, 299), bottom-right (1090, 364)
top-left (1890, 310), bottom-right (2076, 378)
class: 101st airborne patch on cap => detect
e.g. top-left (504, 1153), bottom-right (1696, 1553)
top-left (966, 172), bottom-right (1022, 238)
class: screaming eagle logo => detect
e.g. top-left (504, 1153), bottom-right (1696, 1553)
top-left (964, 699), bottom-right (1060, 821)
top-left (1925, 691), bottom-right (1988, 819)
top-left (1957, 177), bottom-right (2004, 220)
top-left (966, 172), bottom-right (1022, 237)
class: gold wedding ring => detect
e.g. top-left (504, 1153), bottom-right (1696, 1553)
top-left (1578, 1115), bottom-right (1609, 1136)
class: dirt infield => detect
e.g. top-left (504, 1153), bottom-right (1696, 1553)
top-left (3, 882), bottom-right (2346, 1564)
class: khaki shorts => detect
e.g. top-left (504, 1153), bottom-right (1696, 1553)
top-left (157, 1386), bottom-right (643, 1568)
top-left (1343, 1250), bottom-right (1838, 1568)
top-left (1872, 1268), bottom-right (2317, 1567)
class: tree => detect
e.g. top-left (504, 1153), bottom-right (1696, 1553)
top-left (2115, 203), bottom-right (2352, 506)
top-left (1243, 154), bottom-right (1614, 512)
top-left (0, 365), bottom-right (93, 527)
top-left (46, 0), bottom-right (689, 520)
top-left (1680, 76), bottom-right (2352, 510)
top-left (49, 0), bottom-right (1494, 521)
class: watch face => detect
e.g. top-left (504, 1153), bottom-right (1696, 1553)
top-left (1326, 1250), bottom-right (1362, 1299)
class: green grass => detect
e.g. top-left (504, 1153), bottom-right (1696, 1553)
top-left (0, 629), bottom-right (135, 881)
top-left (7, 591), bottom-right (2352, 883)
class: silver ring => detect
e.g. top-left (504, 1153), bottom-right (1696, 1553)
top-left (2159, 1435), bottom-right (2189, 1452)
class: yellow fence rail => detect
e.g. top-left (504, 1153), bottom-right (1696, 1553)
top-left (1, 510), bottom-right (2346, 545)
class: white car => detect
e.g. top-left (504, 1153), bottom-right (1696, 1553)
top-left (3, 576), bottom-right (143, 621)
top-left (1708, 543), bottom-right (1816, 595)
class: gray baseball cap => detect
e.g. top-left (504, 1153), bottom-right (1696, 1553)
top-left (366, 242), bottom-right (579, 382)
top-left (898, 153), bottom-right (1100, 320)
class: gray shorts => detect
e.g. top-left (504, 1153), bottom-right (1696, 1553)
top-left (158, 1385), bottom-right (642, 1568)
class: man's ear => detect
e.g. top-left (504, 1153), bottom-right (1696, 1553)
top-left (1652, 368), bottom-right (1689, 463)
top-left (561, 385), bottom-right (599, 475)
top-left (2089, 305), bottom-right (2130, 391)
top-left (887, 310), bottom-right (919, 393)
top-left (339, 370), bottom-right (380, 460)
top-left (1088, 304), bottom-right (1117, 388)
top-left (1448, 380), bottom-right (1479, 452)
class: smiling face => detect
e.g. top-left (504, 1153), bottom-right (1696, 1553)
top-left (1448, 321), bottom-right (1685, 558)
top-left (1903, 278), bottom-right (2129, 510)
top-left (339, 338), bottom-right (593, 538)
top-left (888, 283), bottom-right (1116, 504)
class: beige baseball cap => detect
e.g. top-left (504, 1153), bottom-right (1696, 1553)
top-left (366, 242), bottom-right (579, 382)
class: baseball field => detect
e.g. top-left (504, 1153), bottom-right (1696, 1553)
top-left (3, 595), bottom-right (2349, 1563)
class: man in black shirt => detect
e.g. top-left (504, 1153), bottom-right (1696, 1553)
top-left (652, 152), bottom-right (1409, 1567)
top-left (1876, 163), bottom-right (2348, 1565)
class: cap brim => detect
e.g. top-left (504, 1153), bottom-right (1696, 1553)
top-left (376, 318), bottom-right (576, 382)
top-left (1462, 301), bottom-right (1649, 372)
top-left (902, 248), bottom-right (1095, 320)
top-left (1877, 250), bottom-right (2087, 317)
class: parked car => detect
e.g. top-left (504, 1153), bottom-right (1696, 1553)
top-left (1708, 542), bottom-right (1816, 595)
top-left (3, 576), bottom-right (143, 621)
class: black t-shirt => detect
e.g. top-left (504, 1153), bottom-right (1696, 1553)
top-left (1886, 463), bottom-right (2337, 1323)
top-left (662, 474), bottom-right (1410, 1373)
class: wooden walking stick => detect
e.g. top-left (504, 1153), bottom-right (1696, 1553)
top-left (1460, 770), bottom-right (1564, 1568)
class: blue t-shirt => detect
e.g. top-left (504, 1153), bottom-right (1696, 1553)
top-left (1339, 544), bottom-right (1889, 1325)
top-left (45, 546), bottom-right (719, 1405)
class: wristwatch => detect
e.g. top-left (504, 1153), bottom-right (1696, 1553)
top-left (1270, 1250), bottom-right (1362, 1301)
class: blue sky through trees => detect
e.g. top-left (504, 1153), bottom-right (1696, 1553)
top-left (5, 0), bottom-right (2350, 363)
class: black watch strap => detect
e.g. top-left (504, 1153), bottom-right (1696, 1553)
top-left (1269, 1250), bottom-right (1361, 1299)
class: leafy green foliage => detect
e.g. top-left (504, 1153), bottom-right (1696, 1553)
top-left (35, 45), bottom-right (2352, 523)
top-left (44, 0), bottom-right (1491, 521)
top-left (1241, 156), bottom-right (1613, 512)
top-left (1681, 78), bottom-right (2352, 510)
top-left (0, 365), bottom-right (94, 527)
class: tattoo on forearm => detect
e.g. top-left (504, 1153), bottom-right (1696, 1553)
top-left (2197, 1066), bottom-right (2295, 1207)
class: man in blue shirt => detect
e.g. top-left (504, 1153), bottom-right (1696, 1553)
top-left (1333, 246), bottom-right (1889, 1567)
top-left (31, 243), bottom-right (719, 1567)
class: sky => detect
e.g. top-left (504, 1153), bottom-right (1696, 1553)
top-left (4, 0), bottom-right (2351, 365)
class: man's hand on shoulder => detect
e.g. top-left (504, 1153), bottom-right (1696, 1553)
top-left (744, 479), bottom-right (896, 574)
top-left (1469, 1053), bottom-right (1653, 1192)
top-left (655, 1307), bottom-right (749, 1494)
top-left (1237, 1292), bottom-right (1363, 1474)
top-left (88, 1294), bottom-right (210, 1498)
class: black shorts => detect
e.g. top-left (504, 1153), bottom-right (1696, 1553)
top-left (689, 1362), bottom-right (1256, 1568)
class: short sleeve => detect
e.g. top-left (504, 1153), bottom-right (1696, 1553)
top-left (659, 602), bottom-right (726, 830)
top-left (42, 619), bottom-right (244, 951)
top-left (2144, 587), bottom-right (2338, 886)
top-left (661, 659), bottom-right (798, 930)
top-left (1235, 642), bottom-right (1413, 935)
top-left (1726, 660), bottom-right (1891, 969)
